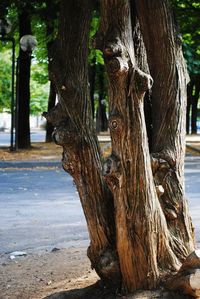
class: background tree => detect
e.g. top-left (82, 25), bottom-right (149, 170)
top-left (172, 0), bottom-right (200, 134)
top-left (16, 2), bottom-right (33, 149)
top-left (44, 0), bottom-right (199, 297)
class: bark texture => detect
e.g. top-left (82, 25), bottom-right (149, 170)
top-left (98, 0), bottom-right (184, 292)
top-left (43, 0), bottom-right (120, 287)
top-left (135, 0), bottom-right (195, 259)
top-left (45, 0), bottom-right (197, 296)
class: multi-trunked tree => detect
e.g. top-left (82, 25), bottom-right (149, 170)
top-left (43, 0), bottom-right (200, 297)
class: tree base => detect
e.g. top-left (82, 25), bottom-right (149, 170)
top-left (43, 280), bottom-right (193, 299)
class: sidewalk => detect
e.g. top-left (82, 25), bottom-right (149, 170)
top-left (0, 134), bottom-right (200, 169)
top-left (186, 134), bottom-right (200, 155)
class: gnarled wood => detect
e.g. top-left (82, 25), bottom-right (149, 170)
top-left (135, 0), bottom-right (195, 258)
top-left (99, 0), bottom-right (181, 292)
top-left (43, 0), bottom-right (120, 285)
top-left (44, 0), bottom-right (197, 297)
top-left (166, 250), bottom-right (200, 297)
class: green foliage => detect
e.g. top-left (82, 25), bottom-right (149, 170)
top-left (183, 43), bottom-right (200, 75)
top-left (0, 47), bottom-right (12, 112)
top-left (171, 0), bottom-right (200, 75)
top-left (88, 11), bottom-right (104, 66)
top-left (30, 62), bottom-right (49, 115)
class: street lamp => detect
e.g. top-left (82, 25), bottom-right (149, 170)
top-left (15, 34), bottom-right (37, 150)
top-left (20, 35), bottom-right (37, 52)
top-left (0, 18), bottom-right (15, 151)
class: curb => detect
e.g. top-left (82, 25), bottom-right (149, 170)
top-left (186, 145), bottom-right (200, 155)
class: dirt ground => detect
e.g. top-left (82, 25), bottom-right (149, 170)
top-left (0, 142), bottom-right (63, 162)
top-left (0, 247), bottom-right (99, 299)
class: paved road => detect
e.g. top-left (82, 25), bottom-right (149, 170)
top-left (0, 168), bottom-right (88, 254)
top-left (0, 155), bottom-right (199, 254)
top-left (185, 155), bottom-right (200, 246)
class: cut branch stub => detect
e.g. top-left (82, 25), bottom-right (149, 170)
top-left (103, 39), bottom-right (129, 76)
top-left (51, 119), bottom-right (81, 148)
top-left (103, 40), bottom-right (122, 57)
top-left (42, 103), bottom-right (65, 126)
top-left (166, 250), bottom-right (200, 297)
top-left (131, 68), bottom-right (153, 95)
top-left (107, 57), bottom-right (129, 75)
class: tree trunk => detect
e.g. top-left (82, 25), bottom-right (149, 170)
top-left (89, 57), bottom-right (96, 119)
top-left (45, 1), bottom-right (58, 142)
top-left (98, 0), bottom-right (188, 291)
top-left (187, 82), bottom-right (193, 134)
top-left (96, 65), bottom-right (108, 133)
top-left (135, 0), bottom-right (194, 258)
top-left (44, 0), bottom-right (198, 296)
top-left (45, 82), bottom-right (56, 142)
top-left (191, 75), bottom-right (200, 134)
top-left (16, 5), bottom-right (32, 149)
top-left (43, 0), bottom-right (120, 287)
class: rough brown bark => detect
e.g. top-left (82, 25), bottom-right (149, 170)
top-left (44, 0), bottom-right (198, 296)
top-left (135, 0), bottom-right (195, 259)
top-left (98, 0), bottom-right (183, 292)
top-left (43, 0), bottom-right (120, 286)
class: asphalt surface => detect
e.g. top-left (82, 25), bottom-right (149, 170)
top-left (0, 168), bottom-right (88, 254)
top-left (0, 154), bottom-right (199, 255)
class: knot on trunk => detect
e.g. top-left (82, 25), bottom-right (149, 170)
top-left (52, 120), bottom-right (80, 147)
top-left (103, 40), bottom-right (122, 57)
top-left (103, 38), bottom-right (129, 76)
top-left (108, 113), bottom-right (124, 134)
top-left (107, 57), bottom-right (128, 75)
top-left (103, 153), bottom-right (121, 190)
top-left (131, 68), bottom-right (153, 95)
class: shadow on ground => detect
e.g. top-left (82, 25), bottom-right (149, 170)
top-left (43, 281), bottom-right (193, 299)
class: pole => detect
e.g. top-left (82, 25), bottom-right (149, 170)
top-left (10, 37), bottom-right (15, 151)
top-left (15, 56), bottom-right (19, 151)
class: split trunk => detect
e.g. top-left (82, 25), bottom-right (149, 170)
top-left (44, 0), bottom-right (196, 295)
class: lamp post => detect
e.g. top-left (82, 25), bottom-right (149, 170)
top-left (15, 34), bottom-right (37, 150)
top-left (0, 18), bottom-right (15, 151)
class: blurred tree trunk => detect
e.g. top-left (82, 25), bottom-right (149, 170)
top-left (89, 57), bottom-right (96, 119)
top-left (16, 5), bottom-right (32, 149)
top-left (96, 65), bottom-right (108, 133)
top-left (45, 0), bottom-right (58, 142)
top-left (191, 74), bottom-right (200, 134)
top-left (186, 81), bottom-right (193, 134)
top-left (45, 82), bottom-right (56, 142)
